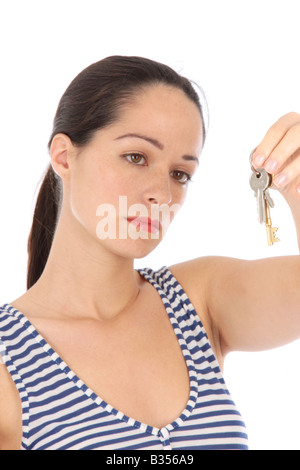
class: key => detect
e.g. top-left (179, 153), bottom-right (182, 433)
top-left (264, 187), bottom-right (275, 209)
top-left (249, 168), bottom-right (271, 224)
top-left (264, 196), bottom-right (280, 246)
top-left (249, 148), bottom-right (274, 211)
top-left (249, 149), bottom-right (280, 245)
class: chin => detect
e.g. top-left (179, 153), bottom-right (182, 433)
top-left (104, 237), bottom-right (162, 260)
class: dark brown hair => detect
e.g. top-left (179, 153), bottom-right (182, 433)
top-left (27, 55), bottom-right (207, 289)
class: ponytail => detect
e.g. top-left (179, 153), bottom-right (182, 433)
top-left (26, 164), bottom-right (62, 289)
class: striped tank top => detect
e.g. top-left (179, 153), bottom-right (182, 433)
top-left (0, 266), bottom-right (248, 450)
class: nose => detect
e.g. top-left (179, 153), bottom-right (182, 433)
top-left (143, 171), bottom-right (172, 206)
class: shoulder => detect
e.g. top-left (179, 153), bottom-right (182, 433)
top-left (0, 363), bottom-right (22, 449)
top-left (0, 304), bottom-right (23, 449)
top-left (167, 256), bottom-right (224, 323)
top-left (168, 256), bottom-right (225, 365)
top-left (168, 255), bottom-right (253, 323)
top-left (168, 256), bottom-right (234, 307)
top-left (141, 258), bottom-right (219, 308)
top-left (167, 256), bottom-right (254, 361)
top-left (0, 303), bottom-right (16, 327)
top-left (168, 255), bottom-right (249, 297)
top-left (168, 256), bottom-right (220, 288)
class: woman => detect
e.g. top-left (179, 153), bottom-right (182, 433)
top-left (0, 56), bottom-right (299, 451)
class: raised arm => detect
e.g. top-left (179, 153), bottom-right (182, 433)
top-left (215, 113), bottom-right (300, 353)
top-left (171, 113), bottom-right (300, 357)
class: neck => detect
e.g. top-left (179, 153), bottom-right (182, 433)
top-left (27, 211), bottom-right (143, 321)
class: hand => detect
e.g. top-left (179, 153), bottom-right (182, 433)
top-left (251, 112), bottom-right (300, 199)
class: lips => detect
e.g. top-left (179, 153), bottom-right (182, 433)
top-left (127, 216), bottom-right (161, 234)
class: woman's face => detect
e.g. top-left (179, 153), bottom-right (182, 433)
top-left (62, 84), bottom-right (204, 259)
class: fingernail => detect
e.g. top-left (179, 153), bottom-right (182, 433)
top-left (253, 154), bottom-right (266, 167)
top-left (273, 173), bottom-right (288, 187)
top-left (264, 159), bottom-right (278, 173)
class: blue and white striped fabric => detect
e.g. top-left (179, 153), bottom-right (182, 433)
top-left (0, 266), bottom-right (248, 450)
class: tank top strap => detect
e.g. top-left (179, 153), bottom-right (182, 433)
top-left (137, 266), bottom-right (203, 329)
top-left (0, 304), bottom-right (31, 449)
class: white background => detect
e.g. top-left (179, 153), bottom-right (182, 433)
top-left (1, 0), bottom-right (300, 449)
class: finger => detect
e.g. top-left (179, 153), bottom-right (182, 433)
top-left (263, 123), bottom-right (300, 174)
top-left (272, 152), bottom-right (300, 190)
top-left (251, 112), bottom-right (300, 167)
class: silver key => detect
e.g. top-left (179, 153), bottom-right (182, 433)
top-left (264, 187), bottom-right (275, 209)
top-left (249, 168), bottom-right (271, 224)
top-left (249, 149), bottom-right (275, 210)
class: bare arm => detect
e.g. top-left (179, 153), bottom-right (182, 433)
top-left (170, 255), bottom-right (300, 356)
top-left (205, 255), bottom-right (300, 354)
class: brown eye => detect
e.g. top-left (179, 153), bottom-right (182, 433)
top-left (171, 170), bottom-right (191, 184)
top-left (123, 153), bottom-right (146, 165)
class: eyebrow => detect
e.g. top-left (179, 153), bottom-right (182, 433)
top-left (115, 133), bottom-right (164, 150)
top-left (114, 133), bottom-right (199, 165)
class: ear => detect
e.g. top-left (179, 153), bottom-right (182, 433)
top-left (50, 133), bottom-right (75, 179)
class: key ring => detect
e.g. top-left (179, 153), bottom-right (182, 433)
top-left (249, 147), bottom-right (275, 187)
top-left (249, 148), bottom-right (260, 175)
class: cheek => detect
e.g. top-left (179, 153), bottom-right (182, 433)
top-left (171, 185), bottom-right (188, 210)
top-left (96, 174), bottom-right (134, 211)
top-left (169, 187), bottom-right (188, 224)
top-left (69, 166), bottom-right (134, 234)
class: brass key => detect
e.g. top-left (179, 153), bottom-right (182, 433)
top-left (264, 196), bottom-right (279, 246)
top-left (250, 149), bottom-right (280, 246)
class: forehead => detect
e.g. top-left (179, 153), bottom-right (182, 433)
top-left (112, 84), bottom-right (204, 150)
top-left (124, 84), bottom-right (201, 119)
